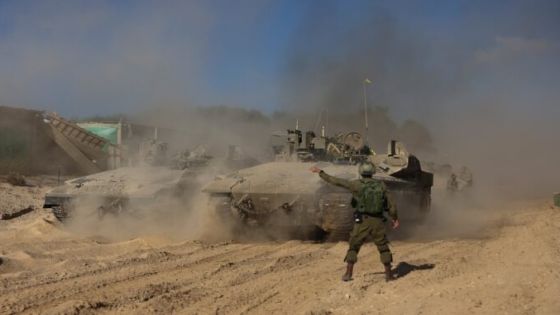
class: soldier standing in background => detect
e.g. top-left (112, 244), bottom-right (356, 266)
top-left (447, 173), bottom-right (459, 192)
top-left (310, 162), bottom-right (399, 282)
top-left (458, 166), bottom-right (473, 188)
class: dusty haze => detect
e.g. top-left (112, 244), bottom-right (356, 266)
top-left (1, 1), bottom-right (559, 239)
top-left (1, 3), bottom-right (560, 313)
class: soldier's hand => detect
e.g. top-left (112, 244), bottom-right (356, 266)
top-left (309, 166), bottom-right (322, 173)
top-left (392, 219), bottom-right (400, 229)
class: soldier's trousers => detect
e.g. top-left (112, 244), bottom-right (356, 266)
top-left (344, 216), bottom-right (392, 265)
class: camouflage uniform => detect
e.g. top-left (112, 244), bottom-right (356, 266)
top-left (319, 171), bottom-right (398, 265)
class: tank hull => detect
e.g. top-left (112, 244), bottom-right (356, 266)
top-left (43, 166), bottom-right (197, 221)
top-left (204, 161), bottom-right (432, 240)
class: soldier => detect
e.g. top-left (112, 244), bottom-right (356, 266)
top-left (310, 162), bottom-right (399, 282)
top-left (447, 173), bottom-right (459, 192)
top-left (458, 166), bottom-right (473, 187)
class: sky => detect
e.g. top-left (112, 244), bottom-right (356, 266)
top-left (0, 0), bottom-right (558, 121)
top-left (0, 0), bottom-right (559, 194)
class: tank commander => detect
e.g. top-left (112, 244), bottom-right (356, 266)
top-left (310, 162), bottom-right (399, 282)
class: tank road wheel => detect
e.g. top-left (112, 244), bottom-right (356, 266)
top-left (52, 204), bottom-right (70, 222)
top-left (325, 212), bottom-right (354, 241)
top-left (97, 198), bottom-right (128, 219)
top-left (209, 195), bottom-right (246, 234)
top-left (319, 193), bottom-right (354, 242)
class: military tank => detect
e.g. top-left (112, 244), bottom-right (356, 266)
top-left (43, 139), bottom-right (212, 221)
top-left (203, 129), bottom-right (433, 240)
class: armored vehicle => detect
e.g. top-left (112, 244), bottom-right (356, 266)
top-left (43, 140), bottom-right (213, 221)
top-left (203, 129), bottom-right (433, 240)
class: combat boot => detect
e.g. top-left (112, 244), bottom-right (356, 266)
top-left (342, 263), bottom-right (354, 282)
top-left (384, 263), bottom-right (396, 282)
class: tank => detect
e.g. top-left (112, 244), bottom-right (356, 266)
top-left (43, 139), bottom-right (213, 221)
top-left (203, 129), bottom-right (433, 240)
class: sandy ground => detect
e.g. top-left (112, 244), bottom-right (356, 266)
top-left (1, 181), bottom-right (559, 314)
top-left (0, 176), bottom-right (57, 217)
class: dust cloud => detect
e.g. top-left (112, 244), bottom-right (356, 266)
top-left (62, 96), bottom-right (557, 241)
top-left (275, 1), bottom-right (560, 206)
top-left (3, 3), bottom-right (560, 314)
top-left (3, 1), bottom-right (559, 241)
top-left (278, 1), bottom-right (559, 241)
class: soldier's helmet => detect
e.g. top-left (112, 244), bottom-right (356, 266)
top-left (358, 162), bottom-right (375, 177)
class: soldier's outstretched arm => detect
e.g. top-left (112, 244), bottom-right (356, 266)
top-left (319, 170), bottom-right (355, 190)
top-left (310, 166), bottom-right (353, 190)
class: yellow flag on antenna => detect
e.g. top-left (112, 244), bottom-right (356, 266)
top-left (364, 78), bottom-right (372, 84)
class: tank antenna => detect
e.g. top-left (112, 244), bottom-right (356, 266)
top-left (313, 107), bottom-right (327, 133)
top-left (325, 109), bottom-right (328, 135)
top-left (363, 78), bottom-right (372, 144)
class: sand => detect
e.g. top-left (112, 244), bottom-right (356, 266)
top-left (1, 181), bottom-right (559, 314)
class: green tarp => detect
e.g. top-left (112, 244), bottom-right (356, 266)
top-left (77, 123), bottom-right (119, 145)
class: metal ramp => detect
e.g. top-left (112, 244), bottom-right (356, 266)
top-left (44, 113), bottom-right (111, 174)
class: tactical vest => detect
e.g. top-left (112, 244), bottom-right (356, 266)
top-left (357, 179), bottom-right (385, 215)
